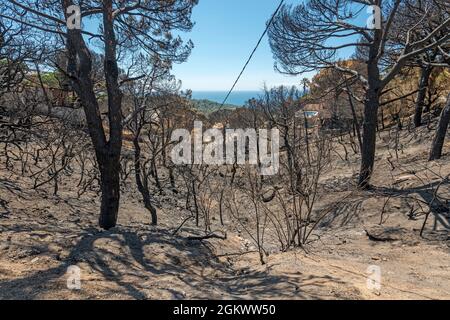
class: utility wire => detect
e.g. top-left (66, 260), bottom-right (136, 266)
top-left (218, 0), bottom-right (285, 110)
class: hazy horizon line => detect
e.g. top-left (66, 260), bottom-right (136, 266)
top-left (189, 89), bottom-right (264, 92)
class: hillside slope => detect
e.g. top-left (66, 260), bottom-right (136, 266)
top-left (0, 121), bottom-right (449, 300)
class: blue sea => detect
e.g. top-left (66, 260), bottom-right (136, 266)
top-left (191, 91), bottom-right (262, 106)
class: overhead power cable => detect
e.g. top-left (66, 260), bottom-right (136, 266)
top-left (218, 0), bottom-right (286, 110)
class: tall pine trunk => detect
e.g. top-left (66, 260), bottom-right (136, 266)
top-left (98, 0), bottom-right (123, 229)
top-left (64, 0), bottom-right (123, 230)
top-left (429, 93), bottom-right (450, 161)
top-left (358, 59), bottom-right (381, 189)
top-left (359, 89), bottom-right (380, 188)
top-left (98, 153), bottom-right (121, 228)
top-left (414, 66), bottom-right (432, 128)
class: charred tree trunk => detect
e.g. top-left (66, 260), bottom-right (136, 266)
top-left (379, 107), bottom-right (385, 130)
top-left (358, 25), bottom-right (383, 189)
top-left (359, 62), bottom-right (381, 189)
top-left (151, 157), bottom-right (162, 192)
top-left (133, 136), bottom-right (158, 225)
top-left (98, 0), bottom-right (123, 229)
top-left (429, 93), bottom-right (450, 161)
top-left (98, 153), bottom-right (121, 228)
top-left (192, 180), bottom-right (200, 227)
top-left (414, 66), bottom-right (432, 128)
top-left (63, 0), bottom-right (123, 229)
top-left (346, 88), bottom-right (363, 151)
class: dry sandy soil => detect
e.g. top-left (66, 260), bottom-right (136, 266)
top-left (0, 124), bottom-right (449, 300)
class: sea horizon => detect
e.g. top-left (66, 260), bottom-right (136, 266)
top-left (191, 90), bottom-right (263, 106)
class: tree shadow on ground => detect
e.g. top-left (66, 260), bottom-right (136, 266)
top-left (0, 225), bottom-right (351, 300)
top-left (372, 179), bottom-right (450, 234)
top-left (317, 199), bottom-right (364, 229)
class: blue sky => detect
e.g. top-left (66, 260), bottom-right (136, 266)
top-left (172, 0), bottom-right (308, 91)
top-left (82, 0), bottom-right (369, 92)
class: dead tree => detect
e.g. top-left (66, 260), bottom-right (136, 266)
top-left (0, 20), bottom-right (28, 98)
top-left (429, 93), bottom-right (450, 160)
top-left (389, 2), bottom-right (450, 128)
top-left (123, 55), bottom-right (173, 225)
top-left (414, 64), bottom-right (434, 127)
top-left (1, 0), bottom-right (197, 229)
top-left (268, 0), bottom-right (450, 188)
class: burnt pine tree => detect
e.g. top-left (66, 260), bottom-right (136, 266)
top-left (411, 50), bottom-right (449, 128)
top-left (0, 19), bottom-right (28, 98)
top-left (122, 54), bottom-right (179, 226)
top-left (268, 0), bottom-right (450, 188)
top-left (1, 0), bottom-right (197, 229)
top-left (414, 64), bottom-right (433, 128)
top-left (387, 2), bottom-right (450, 128)
top-left (429, 93), bottom-right (450, 160)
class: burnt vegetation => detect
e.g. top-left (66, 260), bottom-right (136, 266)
top-left (0, 0), bottom-right (448, 281)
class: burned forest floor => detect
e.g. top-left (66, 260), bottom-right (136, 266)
top-left (0, 121), bottom-right (449, 300)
